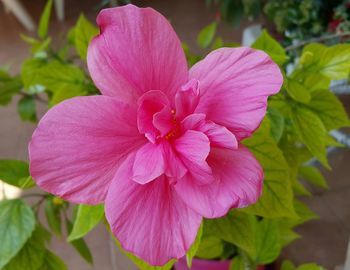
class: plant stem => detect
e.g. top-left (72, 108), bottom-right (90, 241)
top-left (19, 91), bottom-right (48, 104)
top-left (21, 193), bottom-right (46, 199)
top-left (31, 194), bottom-right (48, 215)
top-left (285, 31), bottom-right (350, 51)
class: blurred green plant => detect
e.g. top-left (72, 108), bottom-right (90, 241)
top-left (0, 1), bottom-right (350, 270)
top-left (207, 0), bottom-right (348, 45)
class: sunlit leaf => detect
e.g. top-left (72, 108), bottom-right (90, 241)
top-left (38, 0), bottom-right (53, 39)
top-left (0, 200), bottom-right (36, 268)
top-left (68, 204), bottom-right (104, 241)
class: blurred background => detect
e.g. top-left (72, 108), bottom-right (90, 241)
top-left (1, 0), bottom-right (350, 269)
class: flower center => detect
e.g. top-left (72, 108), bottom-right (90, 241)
top-left (164, 109), bottom-right (180, 140)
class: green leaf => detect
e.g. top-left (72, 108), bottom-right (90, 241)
top-left (303, 74), bottom-right (330, 92)
top-left (38, 250), bottom-right (67, 270)
top-left (29, 61), bottom-right (87, 105)
top-left (293, 200), bottom-right (318, 226)
top-left (243, 121), bottom-right (295, 218)
top-left (293, 180), bottom-right (311, 197)
top-left (297, 263), bottom-right (326, 270)
top-left (44, 198), bottom-right (62, 236)
top-left (286, 78), bottom-right (311, 104)
top-left (74, 14), bottom-right (99, 60)
top-left (306, 90), bottom-right (350, 131)
top-left (49, 84), bottom-right (86, 106)
top-left (186, 223), bottom-right (203, 268)
top-left (68, 204), bottom-right (104, 241)
top-left (66, 219), bottom-right (93, 264)
top-left (0, 72), bottom-right (22, 105)
top-left (0, 160), bottom-right (35, 188)
top-left (291, 106), bottom-right (329, 168)
top-left (267, 108), bottom-right (284, 142)
top-left (281, 260), bottom-right (296, 270)
top-left (301, 43), bottom-right (350, 80)
top-left (21, 58), bottom-right (47, 93)
top-left (211, 37), bottom-right (224, 50)
top-left (197, 22), bottom-right (217, 48)
top-left (17, 96), bottom-right (37, 122)
top-left (3, 226), bottom-right (48, 270)
top-left (277, 222), bottom-right (300, 247)
top-left (204, 211), bottom-right (256, 256)
top-left (0, 199), bottom-right (36, 268)
top-left (20, 34), bottom-right (39, 45)
top-left (112, 235), bottom-right (175, 270)
top-left (230, 255), bottom-right (245, 270)
top-left (36, 61), bottom-right (85, 90)
top-left (299, 166), bottom-right (328, 189)
top-left (253, 219), bottom-right (281, 265)
top-left (291, 106), bottom-right (330, 168)
top-left (196, 236), bottom-right (224, 259)
top-left (38, 0), bottom-right (53, 39)
top-left (252, 29), bottom-right (288, 65)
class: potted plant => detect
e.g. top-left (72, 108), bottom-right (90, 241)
top-left (0, 2), bottom-right (349, 270)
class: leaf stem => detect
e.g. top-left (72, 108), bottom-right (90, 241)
top-left (285, 31), bottom-right (350, 51)
top-left (19, 91), bottom-right (48, 104)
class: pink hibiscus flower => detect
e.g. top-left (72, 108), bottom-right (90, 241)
top-left (29, 4), bottom-right (282, 266)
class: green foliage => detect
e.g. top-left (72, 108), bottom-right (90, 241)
top-left (68, 204), bottom-right (104, 241)
top-left (285, 78), bottom-right (311, 104)
top-left (18, 95), bottom-right (37, 122)
top-left (282, 261), bottom-right (326, 270)
top-left (307, 89), bottom-right (350, 130)
top-left (299, 166), bottom-right (328, 189)
top-left (186, 223), bottom-right (203, 267)
top-left (197, 22), bottom-right (217, 49)
top-left (267, 108), bottom-right (285, 142)
top-left (0, 71), bottom-right (22, 105)
top-left (297, 263), bottom-right (326, 270)
top-left (74, 14), bottom-right (99, 60)
top-left (112, 233), bottom-right (175, 270)
top-left (0, 160), bottom-right (35, 188)
top-left (195, 235), bottom-right (224, 259)
top-left (291, 106), bottom-right (329, 167)
top-left (45, 197), bottom-right (62, 236)
top-left (3, 226), bottom-right (48, 270)
top-left (243, 120), bottom-right (295, 218)
top-left (252, 219), bottom-right (281, 264)
top-left (282, 260), bottom-right (297, 270)
top-left (38, 0), bottom-right (53, 39)
top-left (0, 199), bottom-right (36, 268)
top-left (28, 61), bottom-right (87, 106)
top-left (229, 255), bottom-right (245, 270)
top-left (205, 211), bottom-right (256, 255)
top-left (21, 58), bottom-right (47, 93)
top-left (38, 250), bottom-right (67, 270)
top-left (296, 43), bottom-right (350, 80)
top-left (252, 29), bottom-right (289, 66)
top-left (65, 219), bottom-right (93, 264)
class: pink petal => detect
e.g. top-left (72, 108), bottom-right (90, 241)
top-left (182, 114), bottom-right (237, 150)
top-left (137, 90), bottom-right (169, 143)
top-left (199, 121), bottom-right (238, 150)
top-left (29, 96), bottom-right (145, 204)
top-left (105, 154), bottom-right (202, 266)
top-left (132, 142), bottom-right (165, 184)
top-left (88, 5), bottom-right (188, 101)
top-left (175, 79), bottom-right (200, 120)
top-left (162, 141), bottom-right (187, 180)
top-left (174, 145), bottom-right (263, 218)
top-left (153, 106), bottom-right (175, 137)
top-left (174, 130), bottom-right (214, 184)
top-left (190, 47), bottom-right (283, 140)
top-left (181, 113), bottom-right (206, 131)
